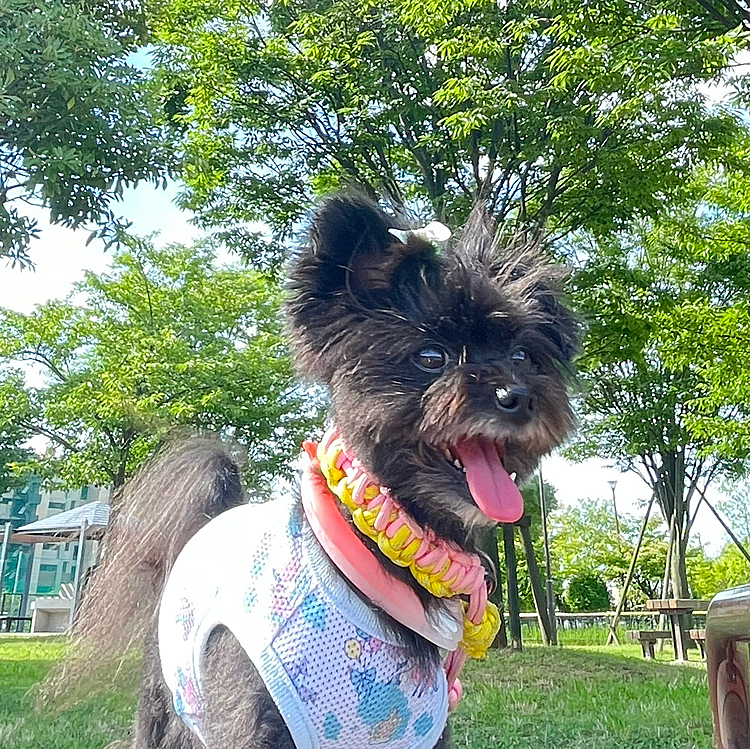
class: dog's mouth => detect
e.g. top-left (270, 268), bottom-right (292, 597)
top-left (440, 438), bottom-right (524, 524)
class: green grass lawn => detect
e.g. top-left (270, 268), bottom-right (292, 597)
top-left (455, 645), bottom-right (711, 749)
top-left (0, 637), bottom-right (712, 749)
top-left (0, 638), bottom-right (135, 749)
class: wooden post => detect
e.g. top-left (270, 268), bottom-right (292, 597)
top-left (700, 493), bottom-right (750, 565)
top-left (518, 517), bottom-right (551, 645)
top-left (503, 524), bottom-right (522, 651)
top-left (606, 495), bottom-right (655, 645)
top-left (481, 527), bottom-right (507, 648)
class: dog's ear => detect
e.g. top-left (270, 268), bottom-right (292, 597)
top-left (457, 206), bottom-right (579, 365)
top-left (285, 195), bottom-right (440, 380)
top-left (306, 194), bottom-right (437, 296)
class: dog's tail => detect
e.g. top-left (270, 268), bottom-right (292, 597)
top-left (40, 436), bottom-right (244, 703)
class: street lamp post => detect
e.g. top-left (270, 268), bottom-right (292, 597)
top-left (607, 479), bottom-right (621, 535)
top-left (538, 462), bottom-right (558, 646)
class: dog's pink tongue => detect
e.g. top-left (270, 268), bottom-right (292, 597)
top-left (454, 439), bottom-right (524, 523)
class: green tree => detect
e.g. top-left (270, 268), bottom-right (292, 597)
top-left (565, 573), bottom-right (611, 613)
top-left (0, 238), bottom-right (319, 489)
top-left (716, 479), bottom-right (750, 545)
top-left (520, 475), bottom-right (558, 541)
top-left (491, 476), bottom-right (556, 613)
top-left (0, 444), bottom-right (30, 496)
top-left (656, 169), bottom-right (750, 461)
top-left (148, 0), bottom-right (742, 251)
top-left (688, 542), bottom-right (750, 599)
top-left (0, 0), bottom-right (168, 266)
top-left (549, 499), bottom-right (668, 606)
top-left (0, 372), bottom-right (32, 493)
top-left (684, 1), bottom-right (750, 33)
top-left (718, 481), bottom-right (750, 543)
top-left (568, 165), bottom-right (750, 598)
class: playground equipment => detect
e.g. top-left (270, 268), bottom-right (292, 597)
top-left (706, 584), bottom-right (750, 749)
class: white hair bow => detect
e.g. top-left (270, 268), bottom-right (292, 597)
top-left (388, 221), bottom-right (452, 245)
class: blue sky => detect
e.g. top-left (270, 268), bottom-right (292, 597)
top-left (0, 183), bottom-right (733, 553)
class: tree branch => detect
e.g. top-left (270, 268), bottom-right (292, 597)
top-left (21, 422), bottom-right (79, 453)
top-left (15, 350), bottom-right (69, 382)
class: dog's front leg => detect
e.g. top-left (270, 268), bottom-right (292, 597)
top-left (433, 722), bottom-right (451, 749)
top-left (202, 626), bottom-right (296, 749)
top-left (134, 625), bottom-right (204, 749)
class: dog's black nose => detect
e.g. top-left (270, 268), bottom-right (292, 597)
top-left (495, 386), bottom-right (534, 419)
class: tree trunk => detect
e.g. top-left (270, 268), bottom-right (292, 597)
top-left (653, 448), bottom-right (692, 599)
top-left (670, 535), bottom-right (691, 599)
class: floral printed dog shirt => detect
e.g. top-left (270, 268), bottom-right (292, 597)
top-left (158, 496), bottom-right (449, 749)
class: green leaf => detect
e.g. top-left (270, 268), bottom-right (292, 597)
top-left (0, 0), bottom-right (170, 264)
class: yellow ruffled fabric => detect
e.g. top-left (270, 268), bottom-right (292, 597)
top-left (317, 438), bottom-right (499, 659)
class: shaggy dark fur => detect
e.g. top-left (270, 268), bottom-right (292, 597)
top-left (285, 197), bottom-right (576, 622)
top-left (47, 195), bottom-right (577, 749)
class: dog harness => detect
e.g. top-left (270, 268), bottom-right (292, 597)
top-left (158, 495), bottom-right (449, 749)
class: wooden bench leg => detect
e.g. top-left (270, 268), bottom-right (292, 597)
top-left (647, 641), bottom-right (656, 659)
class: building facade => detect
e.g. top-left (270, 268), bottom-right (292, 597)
top-left (0, 481), bottom-right (110, 604)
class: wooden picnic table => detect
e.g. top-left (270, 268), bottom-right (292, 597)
top-left (645, 599), bottom-right (709, 662)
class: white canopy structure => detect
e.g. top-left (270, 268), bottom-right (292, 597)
top-left (6, 501), bottom-right (110, 545)
top-left (0, 501), bottom-right (111, 627)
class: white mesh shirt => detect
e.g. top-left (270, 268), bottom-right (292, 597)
top-left (158, 495), bottom-right (449, 749)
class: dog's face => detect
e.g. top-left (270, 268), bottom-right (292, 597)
top-left (286, 196), bottom-right (577, 545)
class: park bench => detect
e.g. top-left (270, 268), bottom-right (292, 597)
top-left (627, 629), bottom-right (672, 659)
top-left (689, 628), bottom-right (706, 660)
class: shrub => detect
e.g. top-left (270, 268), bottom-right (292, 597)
top-left (565, 573), bottom-right (611, 612)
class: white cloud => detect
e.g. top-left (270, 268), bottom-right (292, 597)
top-left (0, 182), bottom-right (198, 313)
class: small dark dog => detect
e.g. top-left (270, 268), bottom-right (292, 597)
top-left (53, 195), bottom-right (577, 749)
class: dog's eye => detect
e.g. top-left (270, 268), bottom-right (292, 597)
top-left (511, 349), bottom-right (526, 362)
top-left (413, 346), bottom-right (449, 373)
